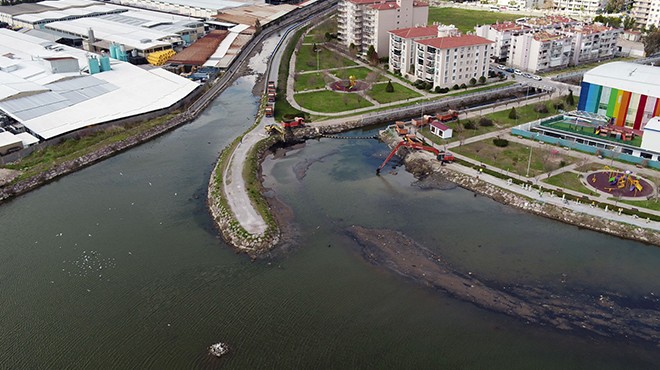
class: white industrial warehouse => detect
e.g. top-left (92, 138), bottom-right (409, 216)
top-left (0, 29), bottom-right (199, 141)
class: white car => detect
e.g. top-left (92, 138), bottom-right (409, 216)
top-left (532, 75), bottom-right (542, 81)
top-left (523, 73), bottom-right (533, 79)
top-left (497, 64), bottom-right (506, 70)
top-left (513, 69), bottom-right (523, 75)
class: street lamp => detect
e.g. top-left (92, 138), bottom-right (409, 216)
top-left (526, 144), bottom-right (533, 178)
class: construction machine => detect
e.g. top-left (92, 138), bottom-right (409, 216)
top-left (376, 140), bottom-right (440, 175)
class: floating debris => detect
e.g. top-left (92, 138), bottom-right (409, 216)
top-left (209, 342), bottom-right (229, 357)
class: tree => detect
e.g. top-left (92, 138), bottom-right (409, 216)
top-left (566, 90), bottom-right (575, 106)
top-left (643, 29), bottom-right (660, 57)
top-left (623, 16), bottom-right (636, 30)
top-left (509, 107), bottom-right (518, 119)
top-left (469, 77), bottom-right (477, 86)
top-left (385, 80), bottom-right (394, 93)
top-left (366, 45), bottom-right (378, 65)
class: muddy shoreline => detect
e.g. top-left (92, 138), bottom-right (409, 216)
top-left (347, 225), bottom-right (660, 345)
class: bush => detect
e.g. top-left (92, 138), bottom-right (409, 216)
top-left (534, 104), bottom-right (549, 113)
top-left (493, 138), bottom-right (509, 147)
top-left (553, 101), bottom-right (565, 110)
top-left (479, 117), bottom-right (494, 127)
top-left (452, 84), bottom-right (460, 90)
top-left (434, 86), bottom-right (442, 93)
top-left (386, 80), bottom-right (394, 93)
top-left (478, 76), bottom-right (487, 84)
top-left (566, 90), bottom-right (575, 106)
top-left (463, 120), bottom-right (477, 130)
top-left (469, 77), bottom-right (477, 86)
top-left (460, 83), bottom-right (467, 89)
top-left (424, 82), bottom-right (433, 90)
top-left (440, 87), bottom-right (449, 93)
top-left (508, 107), bottom-right (518, 119)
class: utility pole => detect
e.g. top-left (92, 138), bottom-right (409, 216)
top-left (526, 145), bottom-right (533, 177)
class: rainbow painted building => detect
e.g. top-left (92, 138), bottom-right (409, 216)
top-left (577, 62), bottom-right (660, 130)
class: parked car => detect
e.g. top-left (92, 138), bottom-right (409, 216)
top-left (532, 75), bottom-right (542, 81)
top-left (513, 69), bottom-right (523, 75)
top-left (497, 64), bottom-right (506, 70)
top-left (505, 67), bottom-right (515, 73)
top-left (523, 73), bottom-right (533, 78)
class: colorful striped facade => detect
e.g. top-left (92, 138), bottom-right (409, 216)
top-left (578, 81), bottom-right (660, 130)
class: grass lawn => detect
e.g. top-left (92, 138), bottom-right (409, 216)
top-left (615, 198), bottom-right (660, 211)
top-left (451, 140), bottom-right (576, 178)
top-left (294, 90), bottom-right (374, 113)
top-left (294, 72), bottom-right (329, 91)
top-left (542, 171), bottom-right (600, 196)
top-left (428, 7), bottom-right (520, 33)
top-left (367, 82), bottom-right (422, 104)
top-left (420, 119), bottom-right (502, 145)
top-left (486, 99), bottom-right (571, 128)
top-left (543, 120), bottom-right (643, 147)
top-left (295, 46), bottom-right (356, 72)
top-left (332, 67), bottom-right (388, 81)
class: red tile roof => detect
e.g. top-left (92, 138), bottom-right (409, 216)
top-left (370, 2), bottom-right (398, 10)
top-left (417, 34), bottom-right (493, 49)
top-left (389, 25), bottom-right (438, 38)
top-left (430, 121), bottom-right (450, 131)
top-left (490, 22), bottom-right (528, 32)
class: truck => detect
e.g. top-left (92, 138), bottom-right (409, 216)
top-left (265, 104), bottom-right (273, 117)
top-left (436, 110), bottom-right (458, 123)
top-left (282, 117), bottom-right (305, 129)
top-left (267, 88), bottom-right (276, 103)
top-left (437, 151), bottom-right (455, 164)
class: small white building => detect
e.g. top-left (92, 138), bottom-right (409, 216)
top-left (430, 121), bottom-right (452, 139)
top-left (641, 117), bottom-right (660, 153)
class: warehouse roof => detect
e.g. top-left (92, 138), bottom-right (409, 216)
top-left (584, 62), bottom-right (660, 98)
top-left (0, 28), bottom-right (198, 140)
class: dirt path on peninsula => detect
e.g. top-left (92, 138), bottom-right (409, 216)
top-left (347, 225), bottom-right (660, 345)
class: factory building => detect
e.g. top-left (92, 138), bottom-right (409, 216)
top-left (578, 62), bottom-right (660, 130)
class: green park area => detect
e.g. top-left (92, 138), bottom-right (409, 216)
top-left (294, 72), bottom-right (329, 92)
top-left (295, 46), bottom-right (357, 73)
top-left (368, 82), bottom-right (422, 104)
top-left (542, 171), bottom-right (600, 196)
top-left (486, 99), bottom-right (571, 127)
top-left (428, 7), bottom-right (520, 33)
top-left (294, 90), bottom-right (373, 113)
top-left (451, 139), bottom-right (576, 178)
top-left (543, 120), bottom-right (643, 147)
top-left (332, 67), bottom-right (388, 81)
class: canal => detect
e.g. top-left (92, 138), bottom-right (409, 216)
top-left (0, 74), bottom-right (658, 368)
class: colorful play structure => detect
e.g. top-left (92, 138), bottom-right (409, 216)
top-left (348, 75), bottom-right (356, 90)
top-left (586, 166), bottom-right (653, 197)
top-left (594, 124), bottom-right (635, 142)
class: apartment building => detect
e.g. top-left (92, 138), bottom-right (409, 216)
top-left (337, 0), bottom-right (428, 57)
top-left (389, 25), bottom-right (439, 76)
top-left (509, 31), bottom-right (572, 72)
top-left (632, 0), bottom-right (660, 29)
top-left (474, 21), bottom-right (533, 63)
top-left (561, 24), bottom-right (621, 65)
top-left (390, 25), bottom-right (492, 88)
top-left (552, 0), bottom-right (608, 14)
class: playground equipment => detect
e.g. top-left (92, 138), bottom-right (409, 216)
top-left (594, 125), bottom-right (634, 142)
top-left (377, 140), bottom-right (452, 175)
top-left (348, 75), bottom-right (356, 90)
top-left (604, 168), bottom-right (644, 193)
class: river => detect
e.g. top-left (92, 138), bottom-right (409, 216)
top-left (0, 74), bottom-right (658, 368)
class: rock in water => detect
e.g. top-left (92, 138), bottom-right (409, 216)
top-left (209, 342), bottom-right (229, 357)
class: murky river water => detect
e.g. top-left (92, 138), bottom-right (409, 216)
top-left (0, 76), bottom-right (658, 369)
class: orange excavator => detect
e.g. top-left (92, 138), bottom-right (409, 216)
top-left (377, 141), bottom-right (443, 175)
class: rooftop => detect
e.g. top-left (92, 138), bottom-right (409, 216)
top-left (0, 28), bottom-right (198, 140)
top-left (490, 21), bottom-right (529, 32)
top-left (584, 62), bottom-right (660, 98)
top-left (389, 25), bottom-right (438, 39)
top-left (417, 34), bottom-right (493, 49)
top-left (533, 31), bottom-right (568, 42)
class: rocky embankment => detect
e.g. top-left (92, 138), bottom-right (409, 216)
top-left (374, 129), bottom-right (660, 247)
top-left (347, 225), bottom-right (660, 345)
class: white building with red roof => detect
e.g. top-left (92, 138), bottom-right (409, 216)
top-left (337, 0), bottom-right (428, 57)
top-left (430, 121), bottom-right (452, 139)
top-left (474, 21), bottom-right (533, 63)
top-left (389, 24), bottom-right (492, 89)
top-left (389, 25), bottom-right (439, 75)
